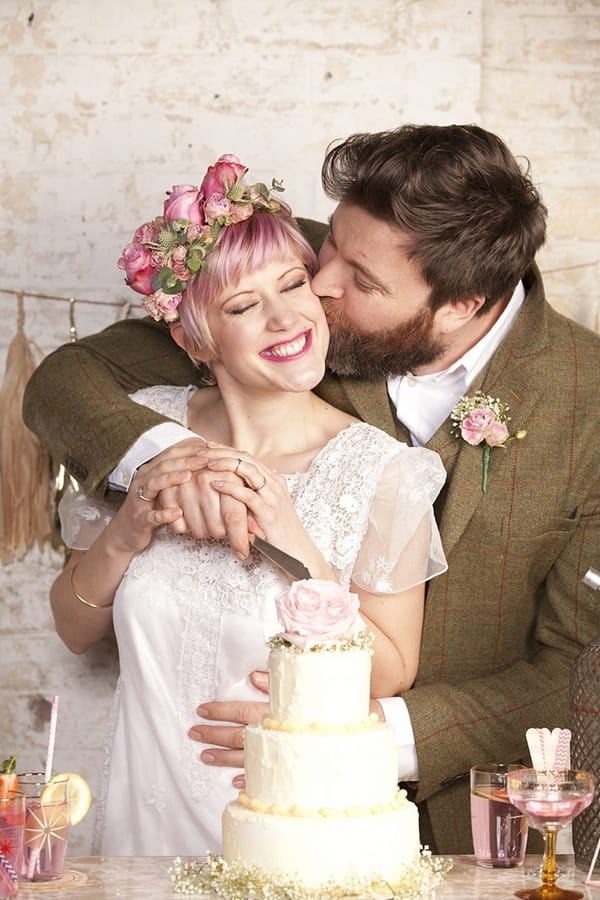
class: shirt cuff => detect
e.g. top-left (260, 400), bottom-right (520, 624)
top-left (108, 423), bottom-right (199, 491)
top-left (379, 696), bottom-right (419, 782)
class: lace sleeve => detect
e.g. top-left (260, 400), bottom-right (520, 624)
top-left (352, 445), bottom-right (448, 594)
top-left (58, 485), bottom-right (116, 551)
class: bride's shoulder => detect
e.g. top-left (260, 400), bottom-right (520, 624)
top-left (129, 384), bottom-right (199, 423)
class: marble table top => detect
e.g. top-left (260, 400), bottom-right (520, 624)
top-left (14, 854), bottom-right (600, 899)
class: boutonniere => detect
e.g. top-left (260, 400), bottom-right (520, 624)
top-left (451, 391), bottom-right (527, 493)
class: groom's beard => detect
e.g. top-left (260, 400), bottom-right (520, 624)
top-left (323, 301), bottom-right (447, 379)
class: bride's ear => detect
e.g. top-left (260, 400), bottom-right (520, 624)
top-left (169, 321), bottom-right (188, 353)
top-left (170, 321), bottom-right (212, 364)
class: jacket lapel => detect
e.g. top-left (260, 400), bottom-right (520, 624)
top-left (338, 377), bottom-right (399, 437)
top-left (425, 265), bottom-right (550, 555)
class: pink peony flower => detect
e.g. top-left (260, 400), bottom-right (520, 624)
top-left (117, 243), bottom-right (157, 295)
top-left (133, 220), bottom-right (160, 244)
top-left (164, 184), bottom-right (204, 225)
top-left (203, 193), bottom-right (233, 222)
top-left (276, 580), bottom-right (362, 650)
top-left (200, 154), bottom-right (247, 199)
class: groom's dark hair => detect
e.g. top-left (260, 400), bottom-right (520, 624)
top-left (321, 123), bottom-right (547, 314)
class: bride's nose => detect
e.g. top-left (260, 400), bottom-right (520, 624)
top-left (265, 297), bottom-right (298, 329)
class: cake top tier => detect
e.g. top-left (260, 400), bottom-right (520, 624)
top-left (267, 580), bottom-right (374, 727)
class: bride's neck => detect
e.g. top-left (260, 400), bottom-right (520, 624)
top-left (188, 386), bottom-right (331, 469)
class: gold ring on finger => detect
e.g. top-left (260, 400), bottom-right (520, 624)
top-left (254, 475), bottom-right (267, 492)
top-left (234, 458), bottom-right (242, 474)
top-left (136, 485), bottom-right (153, 502)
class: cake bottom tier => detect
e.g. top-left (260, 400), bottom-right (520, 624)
top-left (222, 798), bottom-right (420, 889)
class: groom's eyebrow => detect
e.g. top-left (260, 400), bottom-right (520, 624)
top-left (328, 214), bottom-right (391, 296)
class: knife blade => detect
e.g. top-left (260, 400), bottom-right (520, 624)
top-left (253, 536), bottom-right (312, 581)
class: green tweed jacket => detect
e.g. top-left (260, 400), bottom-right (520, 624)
top-left (23, 234), bottom-right (600, 854)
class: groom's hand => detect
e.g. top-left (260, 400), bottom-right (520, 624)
top-left (188, 671), bottom-right (269, 781)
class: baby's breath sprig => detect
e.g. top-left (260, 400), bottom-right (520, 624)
top-left (169, 851), bottom-right (452, 899)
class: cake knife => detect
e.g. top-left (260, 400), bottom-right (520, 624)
top-left (253, 536), bottom-right (311, 581)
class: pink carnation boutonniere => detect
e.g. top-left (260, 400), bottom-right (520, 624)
top-left (451, 391), bottom-right (527, 493)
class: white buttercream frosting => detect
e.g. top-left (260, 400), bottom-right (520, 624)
top-left (268, 645), bottom-right (371, 726)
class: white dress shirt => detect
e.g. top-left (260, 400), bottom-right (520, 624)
top-left (108, 282), bottom-right (526, 781)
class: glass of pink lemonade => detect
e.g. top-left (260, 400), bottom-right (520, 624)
top-left (0, 791), bottom-right (24, 897)
top-left (507, 768), bottom-right (595, 900)
top-left (470, 763), bottom-right (529, 867)
top-left (0, 792), bottom-right (24, 874)
top-left (18, 774), bottom-right (70, 882)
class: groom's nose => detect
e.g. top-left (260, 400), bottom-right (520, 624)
top-left (312, 257), bottom-right (344, 302)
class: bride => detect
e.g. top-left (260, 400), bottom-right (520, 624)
top-left (50, 155), bottom-right (447, 855)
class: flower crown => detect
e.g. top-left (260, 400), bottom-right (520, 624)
top-left (117, 154), bottom-right (284, 322)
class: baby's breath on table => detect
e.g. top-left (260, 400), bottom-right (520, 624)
top-left (169, 851), bottom-right (452, 899)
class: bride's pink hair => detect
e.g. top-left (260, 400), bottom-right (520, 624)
top-left (178, 206), bottom-right (318, 360)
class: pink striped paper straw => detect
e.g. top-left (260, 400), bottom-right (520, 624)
top-left (554, 729), bottom-right (571, 770)
top-left (44, 695), bottom-right (60, 783)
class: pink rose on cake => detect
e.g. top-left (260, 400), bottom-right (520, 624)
top-left (276, 580), bottom-right (362, 650)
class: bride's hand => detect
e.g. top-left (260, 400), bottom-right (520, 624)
top-left (113, 457), bottom-right (197, 554)
top-left (200, 445), bottom-right (302, 548)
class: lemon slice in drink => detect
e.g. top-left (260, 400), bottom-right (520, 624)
top-left (41, 772), bottom-right (92, 825)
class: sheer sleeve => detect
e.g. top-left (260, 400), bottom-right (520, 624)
top-left (58, 484), bottom-right (116, 551)
top-left (352, 445), bottom-right (447, 594)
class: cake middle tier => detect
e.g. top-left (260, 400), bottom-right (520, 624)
top-left (243, 721), bottom-right (398, 813)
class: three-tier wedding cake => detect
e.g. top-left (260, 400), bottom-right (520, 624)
top-left (221, 580), bottom-right (421, 891)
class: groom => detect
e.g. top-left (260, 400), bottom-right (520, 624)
top-left (23, 124), bottom-right (600, 854)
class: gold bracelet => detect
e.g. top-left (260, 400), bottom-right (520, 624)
top-left (70, 565), bottom-right (113, 610)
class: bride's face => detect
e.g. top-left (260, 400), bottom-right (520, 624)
top-left (207, 256), bottom-right (330, 395)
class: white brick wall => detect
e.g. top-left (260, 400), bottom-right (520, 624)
top-left (0, 0), bottom-right (598, 853)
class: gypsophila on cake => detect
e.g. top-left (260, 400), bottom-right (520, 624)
top-left (172, 580), bottom-right (451, 898)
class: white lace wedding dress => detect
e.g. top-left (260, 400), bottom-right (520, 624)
top-left (59, 385), bottom-right (447, 856)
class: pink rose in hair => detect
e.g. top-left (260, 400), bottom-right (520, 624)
top-left (133, 220), bottom-right (160, 244)
top-left (201, 154), bottom-right (247, 199)
top-left (204, 194), bottom-right (233, 222)
top-left (230, 202), bottom-right (254, 223)
top-left (164, 184), bottom-right (204, 225)
top-left (170, 245), bottom-right (189, 279)
top-left (276, 580), bottom-right (362, 650)
top-left (117, 243), bottom-right (157, 295)
top-left (153, 290), bottom-right (183, 323)
top-left (185, 223), bottom-right (205, 241)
